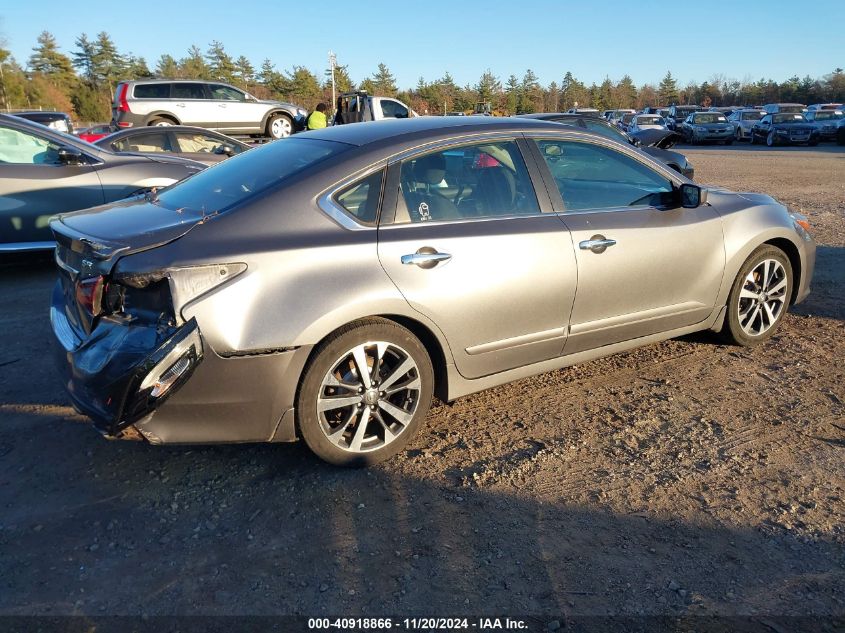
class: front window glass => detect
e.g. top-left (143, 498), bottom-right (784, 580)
top-left (335, 170), bottom-right (384, 224)
top-left (394, 140), bottom-right (540, 224)
top-left (155, 138), bottom-right (349, 217)
top-left (209, 85), bottom-right (246, 101)
top-left (535, 139), bottom-right (674, 212)
top-left (171, 83), bottom-right (206, 99)
top-left (111, 132), bottom-right (170, 153)
top-left (380, 100), bottom-right (409, 119)
top-left (0, 125), bottom-right (60, 164)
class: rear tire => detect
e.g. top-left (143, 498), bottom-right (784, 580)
top-left (749, 132), bottom-right (756, 145)
top-left (296, 319), bottom-right (434, 467)
top-left (720, 245), bottom-right (792, 347)
top-left (148, 117), bottom-right (175, 127)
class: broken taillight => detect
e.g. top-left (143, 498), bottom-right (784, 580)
top-left (75, 276), bottom-right (106, 317)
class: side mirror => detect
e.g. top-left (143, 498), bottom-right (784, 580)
top-left (57, 146), bottom-right (84, 165)
top-left (679, 183), bottom-right (707, 209)
top-left (243, 93), bottom-right (256, 101)
top-left (215, 144), bottom-right (235, 157)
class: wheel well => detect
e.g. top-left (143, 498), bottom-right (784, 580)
top-left (146, 113), bottom-right (179, 126)
top-left (379, 314), bottom-right (449, 403)
top-left (765, 238), bottom-right (802, 304)
top-left (264, 110), bottom-right (293, 131)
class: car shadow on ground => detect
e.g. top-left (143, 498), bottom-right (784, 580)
top-left (1, 404), bottom-right (844, 627)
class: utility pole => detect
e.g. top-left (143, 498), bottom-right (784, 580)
top-left (328, 51), bottom-right (337, 121)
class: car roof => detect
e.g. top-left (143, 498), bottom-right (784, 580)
top-left (304, 116), bottom-right (572, 147)
top-left (12, 111), bottom-right (70, 119)
top-left (121, 78), bottom-right (233, 84)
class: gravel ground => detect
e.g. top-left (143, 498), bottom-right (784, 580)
top-left (0, 146), bottom-right (843, 629)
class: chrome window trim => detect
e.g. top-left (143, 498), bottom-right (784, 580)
top-left (316, 162), bottom-right (387, 231)
top-left (379, 211), bottom-right (555, 231)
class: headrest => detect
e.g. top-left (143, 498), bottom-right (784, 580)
top-left (414, 153), bottom-right (446, 185)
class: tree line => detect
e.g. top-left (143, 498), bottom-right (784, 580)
top-left (1, 30), bottom-right (844, 122)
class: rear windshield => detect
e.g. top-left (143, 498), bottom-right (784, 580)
top-left (813, 111), bottom-right (843, 120)
top-left (775, 105), bottom-right (804, 113)
top-left (741, 111), bottom-right (764, 120)
top-left (773, 114), bottom-right (806, 123)
top-left (155, 138), bottom-right (351, 216)
top-left (636, 116), bottom-right (664, 125)
top-left (133, 84), bottom-right (171, 99)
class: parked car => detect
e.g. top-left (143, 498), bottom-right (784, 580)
top-left (666, 105), bottom-right (702, 131)
top-left (77, 124), bottom-right (113, 143)
top-left (49, 116), bottom-right (815, 466)
top-left (334, 91), bottom-right (417, 124)
top-left (642, 107), bottom-right (670, 118)
top-left (608, 109), bottom-right (636, 127)
top-left (628, 114), bottom-right (666, 133)
top-left (803, 109), bottom-right (843, 141)
top-left (518, 113), bottom-right (694, 179)
top-left (806, 103), bottom-right (843, 112)
top-left (838, 117), bottom-right (845, 146)
top-left (728, 108), bottom-right (765, 141)
top-left (750, 113), bottom-right (819, 146)
top-left (12, 111), bottom-right (74, 134)
top-left (95, 126), bottom-right (251, 165)
top-left (111, 79), bottom-right (307, 139)
top-left (0, 113), bottom-right (205, 251)
top-left (761, 103), bottom-right (806, 114)
top-left (709, 106), bottom-right (737, 118)
top-left (680, 111), bottom-right (734, 145)
top-left (565, 108), bottom-right (601, 116)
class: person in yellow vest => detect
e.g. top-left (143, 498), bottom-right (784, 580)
top-left (306, 103), bottom-right (328, 130)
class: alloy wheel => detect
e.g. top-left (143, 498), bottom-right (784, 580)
top-left (316, 341), bottom-right (422, 453)
top-left (736, 259), bottom-right (788, 337)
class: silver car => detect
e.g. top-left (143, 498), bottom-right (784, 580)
top-left (50, 117), bottom-right (816, 466)
top-left (680, 111), bottom-right (734, 144)
top-left (729, 108), bottom-right (765, 141)
top-left (111, 80), bottom-right (307, 139)
top-left (803, 109), bottom-right (844, 141)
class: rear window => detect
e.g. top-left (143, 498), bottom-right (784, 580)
top-left (171, 83), bottom-right (207, 99)
top-left (133, 84), bottom-right (171, 99)
top-left (155, 138), bottom-right (350, 216)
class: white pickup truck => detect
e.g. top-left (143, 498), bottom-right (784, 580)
top-left (334, 91), bottom-right (417, 124)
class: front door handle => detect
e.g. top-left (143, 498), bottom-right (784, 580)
top-left (579, 235), bottom-right (617, 254)
top-left (401, 247), bottom-right (452, 269)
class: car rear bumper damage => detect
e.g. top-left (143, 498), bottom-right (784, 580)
top-left (51, 279), bottom-right (311, 444)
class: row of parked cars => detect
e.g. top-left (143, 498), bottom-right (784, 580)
top-left (596, 102), bottom-right (845, 147)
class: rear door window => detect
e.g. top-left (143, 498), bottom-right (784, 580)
top-left (111, 132), bottom-right (172, 153)
top-left (133, 84), bottom-right (171, 99)
top-left (335, 170), bottom-right (384, 224)
top-left (172, 83), bottom-right (207, 99)
top-left (393, 140), bottom-right (540, 224)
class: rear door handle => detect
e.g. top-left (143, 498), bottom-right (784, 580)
top-left (579, 235), bottom-right (617, 254)
top-left (401, 248), bottom-right (452, 269)
top-left (175, 102), bottom-right (186, 107)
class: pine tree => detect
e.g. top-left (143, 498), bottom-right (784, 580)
top-left (156, 54), bottom-right (179, 78)
top-left (505, 74), bottom-right (520, 114)
top-left (658, 71), bottom-right (679, 105)
top-left (475, 69), bottom-right (501, 104)
top-left (370, 63), bottom-right (397, 96)
top-left (72, 34), bottom-right (96, 83)
top-left (520, 69), bottom-right (543, 113)
top-left (92, 32), bottom-right (124, 91)
top-left (206, 41), bottom-right (236, 83)
top-left (29, 31), bottom-right (75, 88)
top-left (234, 55), bottom-right (255, 88)
top-left (180, 45), bottom-right (209, 79)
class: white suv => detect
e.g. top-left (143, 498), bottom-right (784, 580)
top-left (112, 80), bottom-right (307, 139)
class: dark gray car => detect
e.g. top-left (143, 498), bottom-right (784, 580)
top-left (518, 113), bottom-right (694, 179)
top-left (50, 117), bottom-right (815, 466)
top-left (0, 114), bottom-right (205, 251)
top-left (95, 126), bottom-right (251, 165)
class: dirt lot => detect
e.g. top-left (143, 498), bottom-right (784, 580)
top-left (1, 146), bottom-right (843, 630)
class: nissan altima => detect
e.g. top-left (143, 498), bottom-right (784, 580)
top-left (50, 117), bottom-right (816, 466)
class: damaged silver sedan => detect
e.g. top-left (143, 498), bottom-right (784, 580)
top-left (51, 117), bottom-right (816, 466)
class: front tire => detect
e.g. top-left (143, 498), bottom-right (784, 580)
top-left (266, 113), bottom-right (292, 139)
top-left (720, 245), bottom-right (792, 347)
top-left (296, 319), bottom-right (434, 467)
top-left (766, 131), bottom-right (776, 147)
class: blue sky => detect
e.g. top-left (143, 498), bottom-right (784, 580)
top-left (2, 0), bottom-right (843, 89)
